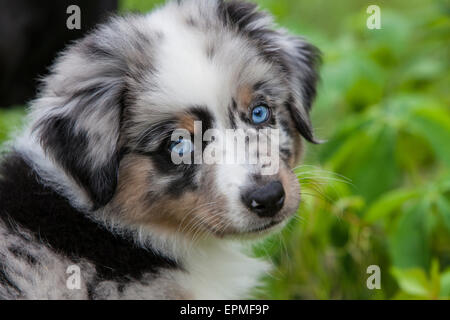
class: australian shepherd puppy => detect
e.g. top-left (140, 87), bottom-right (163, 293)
top-left (0, 0), bottom-right (320, 299)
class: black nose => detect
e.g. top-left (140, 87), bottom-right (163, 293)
top-left (242, 181), bottom-right (285, 218)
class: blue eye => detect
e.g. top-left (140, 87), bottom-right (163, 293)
top-left (169, 138), bottom-right (194, 156)
top-left (251, 105), bottom-right (270, 124)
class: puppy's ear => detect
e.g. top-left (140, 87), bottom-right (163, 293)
top-left (218, 0), bottom-right (321, 143)
top-left (279, 35), bottom-right (322, 144)
top-left (32, 27), bottom-right (133, 209)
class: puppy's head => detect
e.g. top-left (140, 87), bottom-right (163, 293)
top-left (32, 0), bottom-right (320, 238)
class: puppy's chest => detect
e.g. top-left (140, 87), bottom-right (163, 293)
top-left (174, 244), bottom-right (271, 300)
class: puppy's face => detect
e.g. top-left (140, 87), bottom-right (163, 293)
top-left (33, 0), bottom-right (320, 239)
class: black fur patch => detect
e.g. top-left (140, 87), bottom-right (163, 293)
top-left (279, 118), bottom-right (294, 138)
top-left (227, 99), bottom-right (239, 128)
top-left (8, 245), bottom-right (38, 266)
top-left (282, 38), bottom-right (321, 112)
top-left (35, 115), bottom-right (120, 209)
top-left (218, 0), bottom-right (281, 68)
top-left (228, 109), bottom-right (237, 129)
top-left (0, 259), bottom-right (21, 297)
top-left (0, 153), bottom-right (178, 282)
top-left (285, 96), bottom-right (317, 143)
top-left (190, 106), bottom-right (214, 132)
top-left (218, 0), bottom-right (264, 32)
top-left (280, 148), bottom-right (292, 160)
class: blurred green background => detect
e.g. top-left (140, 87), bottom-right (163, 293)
top-left (1, 0), bottom-right (449, 299)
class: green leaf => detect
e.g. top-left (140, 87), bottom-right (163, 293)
top-left (324, 132), bottom-right (369, 171)
top-left (389, 202), bottom-right (430, 269)
top-left (325, 125), bottom-right (400, 203)
top-left (430, 260), bottom-right (441, 298)
top-left (349, 127), bottom-right (400, 202)
top-left (318, 122), bottom-right (361, 161)
top-left (364, 188), bottom-right (421, 223)
top-left (440, 269), bottom-right (450, 299)
top-left (436, 197), bottom-right (450, 233)
top-left (408, 107), bottom-right (450, 166)
top-left (391, 267), bottom-right (430, 297)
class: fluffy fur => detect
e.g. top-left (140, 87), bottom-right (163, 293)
top-left (0, 0), bottom-right (320, 299)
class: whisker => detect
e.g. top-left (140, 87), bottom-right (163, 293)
top-left (302, 181), bottom-right (336, 204)
top-left (292, 215), bottom-right (305, 224)
top-left (300, 191), bottom-right (331, 203)
top-left (302, 179), bottom-right (345, 201)
top-left (177, 201), bottom-right (218, 234)
top-left (297, 175), bottom-right (355, 187)
top-left (293, 165), bottom-right (353, 182)
top-left (190, 210), bottom-right (223, 244)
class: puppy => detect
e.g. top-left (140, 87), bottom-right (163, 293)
top-left (0, 0), bottom-right (320, 299)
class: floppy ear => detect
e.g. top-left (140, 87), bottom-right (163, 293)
top-left (279, 34), bottom-right (322, 144)
top-left (218, 0), bottom-right (321, 143)
top-left (32, 27), bottom-right (130, 209)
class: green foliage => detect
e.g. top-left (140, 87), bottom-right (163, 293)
top-left (0, 0), bottom-right (448, 300)
top-left (119, 0), bottom-right (164, 12)
top-left (251, 0), bottom-right (450, 300)
top-left (0, 107), bottom-right (26, 148)
top-left (391, 260), bottom-right (450, 299)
